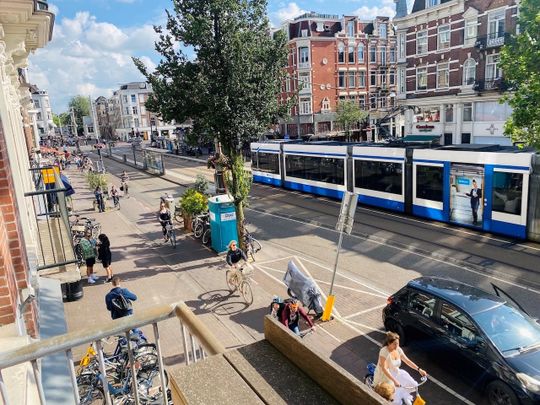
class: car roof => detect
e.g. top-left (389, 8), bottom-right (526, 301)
top-left (407, 277), bottom-right (505, 315)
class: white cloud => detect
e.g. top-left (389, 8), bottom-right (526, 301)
top-left (27, 12), bottom-right (161, 112)
top-left (351, 0), bottom-right (395, 19)
top-left (270, 2), bottom-right (307, 27)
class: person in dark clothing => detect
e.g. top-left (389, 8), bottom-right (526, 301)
top-left (94, 186), bottom-right (105, 212)
top-left (105, 276), bottom-right (137, 319)
top-left (226, 240), bottom-right (247, 267)
top-left (466, 179), bottom-right (482, 225)
top-left (158, 202), bottom-right (172, 240)
top-left (280, 299), bottom-right (315, 336)
top-left (97, 234), bottom-right (113, 282)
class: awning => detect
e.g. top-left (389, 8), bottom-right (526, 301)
top-left (401, 135), bottom-right (441, 142)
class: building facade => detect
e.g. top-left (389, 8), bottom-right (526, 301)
top-left (278, 12), bottom-right (398, 140)
top-left (28, 85), bottom-right (54, 144)
top-left (394, 0), bottom-right (517, 145)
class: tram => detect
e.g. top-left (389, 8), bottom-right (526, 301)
top-left (250, 141), bottom-right (540, 241)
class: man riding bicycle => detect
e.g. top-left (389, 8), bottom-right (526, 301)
top-left (158, 202), bottom-right (172, 241)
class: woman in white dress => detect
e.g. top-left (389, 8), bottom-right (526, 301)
top-left (373, 332), bottom-right (427, 404)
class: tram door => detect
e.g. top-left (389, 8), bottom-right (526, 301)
top-left (449, 164), bottom-right (484, 228)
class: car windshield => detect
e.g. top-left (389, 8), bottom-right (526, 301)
top-left (473, 304), bottom-right (540, 354)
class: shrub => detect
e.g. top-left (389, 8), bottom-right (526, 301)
top-left (180, 188), bottom-right (208, 215)
top-left (86, 172), bottom-right (107, 191)
top-left (193, 174), bottom-right (209, 195)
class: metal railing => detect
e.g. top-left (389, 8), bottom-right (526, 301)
top-left (25, 166), bottom-right (78, 271)
top-left (474, 32), bottom-right (511, 49)
top-left (473, 78), bottom-right (510, 92)
top-left (0, 302), bottom-right (226, 405)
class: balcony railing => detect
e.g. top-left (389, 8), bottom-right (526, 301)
top-left (473, 78), bottom-right (511, 92)
top-left (0, 302), bottom-right (225, 405)
top-left (474, 32), bottom-right (510, 50)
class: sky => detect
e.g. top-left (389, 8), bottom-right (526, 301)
top-left (29, 0), bottom-right (397, 113)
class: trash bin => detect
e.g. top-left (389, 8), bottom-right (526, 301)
top-left (208, 194), bottom-right (238, 253)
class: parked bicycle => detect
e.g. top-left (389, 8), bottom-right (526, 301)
top-left (242, 223), bottom-right (262, 261)
top-left (225, 263), bottom-right (254, 305)
top-left (192, 212), bottom-right (210, 239)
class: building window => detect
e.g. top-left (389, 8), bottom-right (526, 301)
top-left (358, 71), bottom-right (366, 87)
top-left (369, 46), bottom-right (376, 63)
top-left (47, 112), bottom-right (51, 120)
top-left (44, 99), bottom-right (50, 108)
top-left (463, 58), bottom-right (476, 85)
top-left (358, 45), bottom-right (364, 62)
top-left (347, 21), bottom-right (355, 37)
top-left (321, 97), bottom-right (330, 112)
top-left (348, 46), bottom-right (355, 63)
top-left (358, 95), bottom-right (366, 109)
top-left (131, 94), bottom-right (136, 103)
top-left (299, 97), bottom-right (312, 115)
top-left (348, 72), bottom-right (356, 88)
top-left (462, 133), bottom-right (471, 143)
top-left (123, 95), bottom-right (128, 103)
top-left (132, 106), bottom-right (138, 115)
top-left (379, 23), bottom-right (387, 39)
top-left (125, 107), bottom-right (130, 115)
top-left (338, 43), bottom-right (345, 64)
top-left (488, 10), bottom-right (505, 40)
top-left (285, 75), bottom-right (291, 92)
top-left (298, 72), bottom-right (311, 91)
top-left (438, 25), bottom-right (450, 50)
top-left (299, 47), bottom-right (310, 67)
top-left (37, 112), bottom-right (42, 120)
top-left (464, 19), bottom-right (477, 46)
top-left (389, 47), bottom-right (396, 63)
top-left (134, 118), bottom-right (139, 127)
top-left (338, 72), bottom-right (346, 88)
top-left (398, 33), bottom-right (406, 59)
top-left (398, 68), bottom-right (406, 93)
top-left (417, 31), bottom-right (428, 55)
top-left (437, 63), bottom-right (449, 88)
top-left (370, 95), bottom-right (377, 109)
top-left (463, 103), bottom-right (473, 121)
top-left (445, 104), bottom-right (454, 122)
top-left (34, 99), bottom-right (40, 108)
top-left (475, 101), bottom-right (512, 121)
top-left (380, 47), bottom-right (387, 65)
top-left (417, 67), bottom-right (428, 90)
top-left (426, 0), bottom-right (440, 7)
top-left (389, 71), bottom-right (395, 85)
top-left (415, 106), bottom-right (440, 122)
top-left (381, 72), bottom-right (387, 86)
top-left (485, 54), bottom-right (501, 81)
top-left (379, 97), bottom-right (387, 109)
top-left (370, 71), bottom-right (377, 86)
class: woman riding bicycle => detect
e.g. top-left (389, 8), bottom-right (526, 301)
top-left (373, 332), bottom-right (427, 405)
top-left (226, 240), bottom-right (247, 268)
top-left (158, 202), bottom-right (172, 241)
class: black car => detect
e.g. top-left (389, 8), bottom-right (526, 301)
top-left (383, 277), bottom-right (540, 405)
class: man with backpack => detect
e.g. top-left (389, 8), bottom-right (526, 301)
top-left (80, 231), bottom-right (98, 283)
top-left (105, 276), bottom-right (137, 320)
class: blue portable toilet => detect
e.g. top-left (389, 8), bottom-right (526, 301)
top-left (208, 194), bottom-right (238, 253)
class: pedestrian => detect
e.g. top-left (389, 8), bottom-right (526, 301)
top-left (97, 233), bottom-right (113, 282)
top-left (466, 179), bottom-right (482, 225)
top-left (105, 276), bottom-right (137, 319)
top-left (94, 186), bottom-right (105, 212)
top-left (79, 231), bottom-right (98, 283)
top-left (120, 171), bottom-right (129, 197)
top-left (279, 299), bottom-right (315, 336)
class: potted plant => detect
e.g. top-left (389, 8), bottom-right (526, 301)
top-left (180, 188), bottom-right (208, 232)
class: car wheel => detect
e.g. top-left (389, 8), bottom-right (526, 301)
top-left (486, 380), bottom-right (519, 405)
top-left (385, 319), bottom-right (407, 346)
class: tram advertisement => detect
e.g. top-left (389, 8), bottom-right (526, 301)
top-left (450, 164), bottom-right (484, 227)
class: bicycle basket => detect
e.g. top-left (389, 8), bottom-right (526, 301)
top-left (240, 264), bottom-right (254, 277)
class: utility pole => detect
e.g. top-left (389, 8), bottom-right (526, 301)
top-left (89, 96), bottom-right (101, 142)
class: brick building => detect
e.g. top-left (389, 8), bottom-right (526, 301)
top-left (278, 12), bottom-right (398, 140)
top-left (393, 0), bottom-right (517, 145)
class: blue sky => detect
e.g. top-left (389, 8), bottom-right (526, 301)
top-left (30, 0), bottom-right (395, 113)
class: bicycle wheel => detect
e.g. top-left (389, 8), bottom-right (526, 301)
top-left (240, 281), bottom-right (253, 305)
top-left (174, 210), bottom-right (184, 226)
top-left (169, 229), bottom-right (176, 248)
top-left (193, 222), bottom-right (204, 238)
top-left (251, 238), bottom-right (262, 254)
top-left (225, 270), bottom-right (237, 291)
top-left (202, 228), bottom-right (211, 245)
top-left (137, 369), bottom-right (169, 400)
top-left (78, 382), bottom-right (105, 405)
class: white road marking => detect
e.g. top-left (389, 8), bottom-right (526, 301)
top-left (342, 319), bottom-right (386, 334)
top-left (249, 208), bottom-right (540, 296)
top-left (255, 256), bottom-right (296, 266)
top-left (344, 305), bottom-right (388, 319)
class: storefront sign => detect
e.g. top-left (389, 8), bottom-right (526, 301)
top-left (416, 124), bottom-right (435, 132)
top-left (221, 212), bottom-right (236, 222)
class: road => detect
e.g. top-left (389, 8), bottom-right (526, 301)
top-left (94, 145), bottom-right (540, 404)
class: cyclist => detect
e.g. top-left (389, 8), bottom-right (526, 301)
top-left (158, 202), bottom-right (172, 241)
top-left (120, 171), bottom-right (129, 197)
top-left (110, 185), bottom-right (120, 208)
top-left (226, 240), bottom-right (247, 268)
top-left (279, 299), bottom-right (315, 336)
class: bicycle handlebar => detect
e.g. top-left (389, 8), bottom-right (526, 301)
top-left (399, 375), bottom-right (428, 390)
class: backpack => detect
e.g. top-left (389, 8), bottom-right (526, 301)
top-left (111, 292), bottom-right (132, 313)
top-left (269, 297), bottom-right (293, 320)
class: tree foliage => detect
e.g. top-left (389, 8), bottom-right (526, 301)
top-left (500, 0), bottom-right (540, 148)
top-left (68, 96), bottom-right (91, 136)
top-left (335, 100), bottom-right (369, 141)
top-left (133, 0), bottom-right (290, 243)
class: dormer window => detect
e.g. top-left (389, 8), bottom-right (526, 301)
top-left (347, 21), bottom-right (355, 37)
top-left (426, 0), bottom-right (440, 7)
top-left (379, 23), bottom-right (387, 39)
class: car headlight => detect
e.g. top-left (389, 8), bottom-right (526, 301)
top-left (516, 373), bottom-right (540, 394)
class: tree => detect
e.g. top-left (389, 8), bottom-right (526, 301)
top-left (133, 0), bottom-right (290, 245)
top-left (500, 0), bottom-right (540, 148)
top-left (335, 100), bottom-right (368, 141)
top-left (68, 95), bottom-right (91, 136)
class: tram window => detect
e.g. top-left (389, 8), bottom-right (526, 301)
top-left (354, 160), bottom-right (403, 195)
top-left (416, 165), bottom-right (443, 202)
top-left (492, 172), bottom-right (522, 215)
top-left (257, 152), bottom-right (279, 174)
top-left (285, 155), bottom-right (344, 185)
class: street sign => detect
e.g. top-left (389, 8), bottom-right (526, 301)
top-left (335, 191), bottom-right (357, 235)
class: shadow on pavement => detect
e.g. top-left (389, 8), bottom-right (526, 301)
top-left (229, 306), bottom-right (268, 334)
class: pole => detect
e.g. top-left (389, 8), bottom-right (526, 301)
top-left (329, 230), bottom-right (344, 297)
top-left (322, 230), bottom-right (344, 321)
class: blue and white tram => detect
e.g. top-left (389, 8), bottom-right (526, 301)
top-left (251, 142), bottom-right (283, 186)
top-left (282, 143), bottom-right (348, 199)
